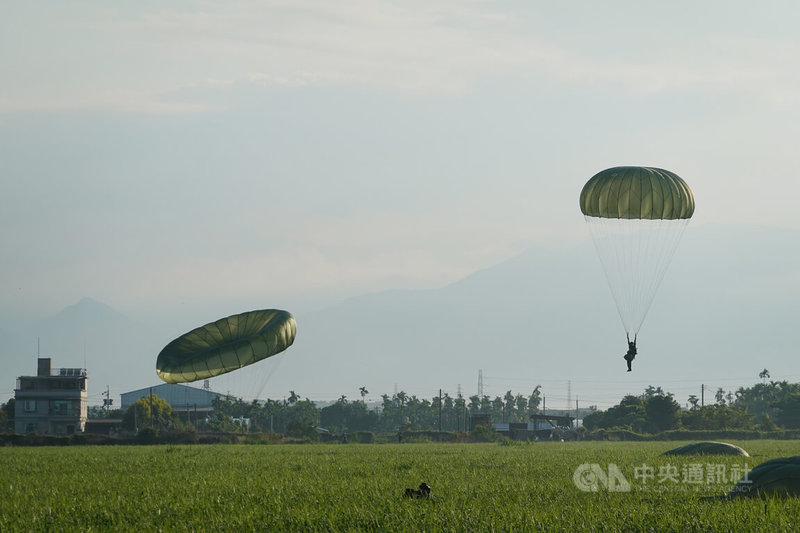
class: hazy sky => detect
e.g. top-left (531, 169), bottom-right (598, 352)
top-left (2, 2), bottom-right (800, 404)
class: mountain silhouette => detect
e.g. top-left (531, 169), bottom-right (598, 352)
top-left (2, 223), bottom-right (798, 407)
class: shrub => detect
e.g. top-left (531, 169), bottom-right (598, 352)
top-left (471, 424), bottom-right (497, 442)
top-left (353, 431), bottom-right (375, 443)
top-left (135, 427), bottom-right (159, 444)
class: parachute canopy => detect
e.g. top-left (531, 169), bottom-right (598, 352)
top-left (579, 166), bottom-right (695, 220)
top-left (156, 309), bottom-right (297, 384)
top-left (728, 456), bottom-right (800, 498)
top-left (663, 441), bottom-right (750, 457)
top-left (580, 166), bottom-right (694, 336)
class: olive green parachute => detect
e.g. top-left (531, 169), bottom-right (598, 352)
top-left (156, 309), bottom-right (297, 384)
top-left (579, 166), bottom-right (695, 220)
top-left (663, 441), bottom-right (750, 457)
top-left (580, 166), bottom-right (695, 336)
top-left (728, 456), bottom-right (800, 498)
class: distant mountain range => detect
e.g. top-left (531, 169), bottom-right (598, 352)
top-left (3, 223), bottom-right (798, 408)
top-left (1, 297), bottom-right (170, 403)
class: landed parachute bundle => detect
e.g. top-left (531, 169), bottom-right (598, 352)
top-left (580, 166), bottom-right (695, 337)
top-left (156, 309), bottom-right (297, 385)
top-left (728, 456), bottom-right (800, 498)
top-left (663, 441), bottom-right (750, 457)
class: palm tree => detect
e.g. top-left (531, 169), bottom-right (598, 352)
top-left (688, 395), bottom-right (699, 410)
top-left (396, 391), bottom-right (408, 406)
top-left (359, 387), bottom-right (368, 399)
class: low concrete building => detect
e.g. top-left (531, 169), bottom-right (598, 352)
top-left (14, 358), bottom-right (88, 435)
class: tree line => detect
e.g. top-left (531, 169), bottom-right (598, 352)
top-left (43, 386), bottom-right (545, 438)
top-left (197, 386), bottom-right (545, 437)
top-left (4, 370), bottom-right (799, 437)
top-left (584, 373), bottom-right (800, 433)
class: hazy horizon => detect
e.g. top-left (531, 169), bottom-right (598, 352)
top-left (3, 2), bottom-right (799, 411)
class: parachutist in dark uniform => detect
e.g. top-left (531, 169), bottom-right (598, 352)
top-left (624, 333), bottom-right (637, 372)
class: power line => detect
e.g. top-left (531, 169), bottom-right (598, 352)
top-left (484, 374), bottom-right (800, 384)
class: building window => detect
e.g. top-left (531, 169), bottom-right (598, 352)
top-left (25, 423), bottom-right (38, 433)
top-left (24, 399), bottom-right (36, 412)
top-left (49, 400), bottom-right (72, 416)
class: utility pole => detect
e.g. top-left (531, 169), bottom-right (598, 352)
top-left (102, 385), bottom-right (113, 412)
top-left (148, 387), bottom-right (155, 429)
top-left (438, 389), bottom-right (443, 432)
top-left (567, 380), bottom-right (572, 414)
top-left (701, 384), bottom-right (705, 407)
top-left (478, 370), bottom-right (483, 398)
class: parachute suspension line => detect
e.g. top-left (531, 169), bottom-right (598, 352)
top-left (584, 216), bottom-right (690, 336)
top-left (635, 218), bottom-right (690, 334)
top-left (252, 353), bottom-right (283, 402)
top-left (204, 353), bottom-right (283, 403)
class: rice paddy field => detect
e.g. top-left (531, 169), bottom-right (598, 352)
top-left (1, 440), bottom-right (799, 531)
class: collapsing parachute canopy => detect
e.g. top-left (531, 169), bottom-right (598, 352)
top-left (156, 309), bottom-right (297, 384)
top-left (580, 167), bottom-right (694, 336)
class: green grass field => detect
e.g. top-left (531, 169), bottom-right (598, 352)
top-left (1, 440), bottom-right (799, 531)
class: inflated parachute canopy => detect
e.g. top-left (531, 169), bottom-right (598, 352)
top-left (580, 166), bottom-right (695, 220)
top-left (156, 309), bottom-right (296, 384)
top-left (728, 456), bottom-right (800, 498)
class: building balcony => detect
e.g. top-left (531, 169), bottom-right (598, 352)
top-left (14, 389), bottom-right (87, 400)
top-left (47, 410), bottom-right (83, 418)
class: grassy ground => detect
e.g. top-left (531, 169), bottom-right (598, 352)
top-left (1, 440), bottom-right (798, 531)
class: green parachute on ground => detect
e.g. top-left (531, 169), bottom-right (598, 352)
top-left (663, 441), bottom-right (749, 457)
top-left (580, 166), bottom-right (695, 337)
top-left (156, 309), bottom-right (297, 384)
top-left (728, 456), bottom-right (800, 498)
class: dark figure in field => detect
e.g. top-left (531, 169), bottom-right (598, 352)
top-left (404, 482), bottom-right (431, 499)
top-left (624, 333), bottom-right (637, 372)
